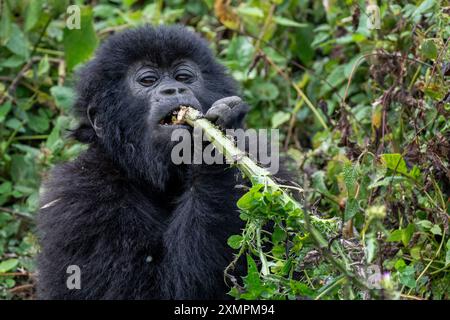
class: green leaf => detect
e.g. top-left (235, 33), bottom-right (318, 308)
top-left (311, 171), bottom-right (330, 195)
top-left (50, 86), bottom-right (76, 111)
top-left (273, 16), bottom-right (308, 28)
top-left (294, 24), bottom-right (314, 64)
top-left (25, 0), bottom-right (43, 31)
top-left (46, 120), bottom-right (62, 151)
top-left (243, 254), bottom-right (262, 294)
top-left (38, 54), bottom-right (50, 77)
top-left (272, 226), bottom-right (286, 243)
top-left (410, 246), bottom-right (421, 260)
top-left (0, 181), bottom-right (12, 194)
top-left (326, 65), bottom-right (347, 87)
top-left (252, 81), bottom-right (279, 101)
top-left (290, 280), bottom-right (315, 297)
top-left (402, 223), bottom-right (415, 247)
top-left (63, 6), bottom-right (99, 70)
top-left (271, 111), bottom-right (290, 128)
top-left (413, 0), bottom-right (436, 19)
top-left (430, 224), bottom-right (442, 236)
top-left (421, 39), bottom-right (438, 60)
top-left (6, 24), bottom-right (29, 58)
top-left (399, 265), bottom-right (416, 289)
top-left (387, 229), bottom-right (403, 242)
top-left (227, 235), bottom-right (243, 249)
top-left (344, 198), bottom-right (359, 221)
top-left (343, 162), bottom-right (358, 197)
top-left (0, 0), bottom-right (12, 45)
top-left (365, 233), bottom-right (377, 263)
top-left (237, 6), bottom-right (264, 18)
top-left (28, 111), bottom-right (50, 133)
top-left (394, 258), bottom-right (406, 270)
top-left (0, 101), bottom-right (12, 122)
top-left (416, 220), bottom-right (433, 230)
top-left (237, 192), bottom-right (254, 210)
top-left (380, 153), bottom-right (421, 180)
top-left (0, 55), bottom-right (26, 68)
top-left (381, 153), bottom-right (408, 175)
top-left (0, 258), bottom-right (19, 273)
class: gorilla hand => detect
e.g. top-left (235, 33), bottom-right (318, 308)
top-left (205, 96), bottom-right (249, 129)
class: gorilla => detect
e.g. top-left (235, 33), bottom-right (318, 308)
top-left (37, 25), bottom-right (251, 300)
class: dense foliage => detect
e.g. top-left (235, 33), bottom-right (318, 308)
top-left (0, 0), bottom-right (448, 300)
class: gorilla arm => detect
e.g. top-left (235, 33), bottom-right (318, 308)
top-left (158, 96), bottom-right (249, 299)
top-left (37, 153), bottom-right (167, 299)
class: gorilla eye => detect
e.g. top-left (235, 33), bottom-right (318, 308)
top-left (175, 71), bottom-right (194, 83)
top-left (138, 75), bottom-right (158, 86)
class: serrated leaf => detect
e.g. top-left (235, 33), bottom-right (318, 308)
top-left (344, 198), bottom-right (359, 221)
top-left (343, 162), bottom-right (358, 197)
top-left (399, 265), bottom-right (416, 289)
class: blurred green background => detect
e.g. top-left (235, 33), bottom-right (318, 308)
top-left (0, 0), bottom-right (449, 300)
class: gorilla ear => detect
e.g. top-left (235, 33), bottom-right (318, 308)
top-left (87, 104), bottom-right (104, 138)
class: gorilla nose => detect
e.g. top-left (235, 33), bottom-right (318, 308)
top-left (158, 84), bottom-right (188, 96)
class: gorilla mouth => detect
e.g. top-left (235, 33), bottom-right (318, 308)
top-left (159, 105), bottom-right (190, 126)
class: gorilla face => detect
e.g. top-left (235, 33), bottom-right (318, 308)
top-left (127, 59), bottom-right (203, 136)
top-left (71, 26), bottom-right (239, 189)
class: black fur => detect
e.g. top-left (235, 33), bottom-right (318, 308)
top-left (37, 25), bottom-right (246, 299)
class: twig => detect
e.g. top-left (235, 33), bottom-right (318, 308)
top-left (9, 284), bottom-right (34, 294)
top-left (0, 207), bottom-right (33, 221)
top-left (0, 272), bottom-right (30, 277)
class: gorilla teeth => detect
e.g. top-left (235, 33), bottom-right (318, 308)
top-left (160, 106), bottom-right (186, 125)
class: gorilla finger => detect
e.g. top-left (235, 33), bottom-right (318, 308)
top-left (205, 103), bottom-right (231, 121)
top-left (211, 96), bottom-right (242, 109)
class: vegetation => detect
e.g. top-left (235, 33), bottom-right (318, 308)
top-left (0, 0), bottom-right (449, 300)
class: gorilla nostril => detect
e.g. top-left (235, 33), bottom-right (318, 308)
top-left (161, 88), bottom-right (176, 95)
top-left (178, 87), bottom-right (187, 94)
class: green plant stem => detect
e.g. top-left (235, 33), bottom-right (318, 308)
top-left (314, 275), bottom-right (346, 300)
top-left (181, 107), bottom-right (335, 233)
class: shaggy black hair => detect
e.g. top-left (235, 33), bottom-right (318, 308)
top-left (37, 25), bottom-right (246, 299)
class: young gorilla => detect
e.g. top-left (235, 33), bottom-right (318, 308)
top-left (37, 25), bottom-right (250, 299)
